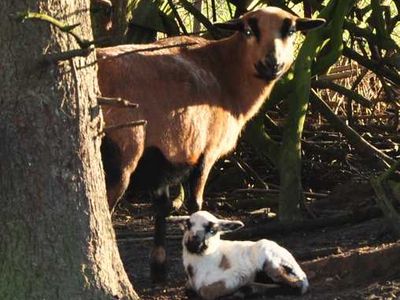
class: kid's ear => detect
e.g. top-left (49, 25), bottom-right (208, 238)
top-left (218, 219), bottom-right (244, 233)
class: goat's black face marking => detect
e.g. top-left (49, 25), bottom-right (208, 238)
top-left (280, 18), bottom-right (296, 39)
top-left (185, 221), bottom-right (215, 255)
top-left (185, 236), bottom-right (209, 255)
top-left (254, 54), bottom-right (284, 82)
top-left (204, 221), bottom-right (217, 235)
top-left (247, 18), bottom-right (260, 42)
top-left (283, 265), bottom-right (295, 276)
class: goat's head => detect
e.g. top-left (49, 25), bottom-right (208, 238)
top-left (170, 211), bottom-right (244, 255)
top-left (215, 7), bottom-right (325, 82)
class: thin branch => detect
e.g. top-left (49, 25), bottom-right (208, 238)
top-left (343, 47), bottom-right (400, 85)
top-left (97, 96), bottom-right (139, 108)
top-left (179, 0), bottom-right (222, 39)
top-left (167, 0), bottom-right (188, 35)
top-left (231, 155), bottom-right (269, 189)
top-left (225, 206), bottom-right (382, 240)
top-left (344, 20), bottom-right (398, 51)
top-left (16, 11), bottom-right (92, 48)
top-left (41, 47), bottom-right (94, 64)
top-left (211, 0), bottom-right (217, 22)
top-left (103, 120), bottom-right (147, 133)
top-left (310, 90), bottom-right (395, 167)
top-left (232, 188), bottom-right (329, 198)
top-left (312, 79), bottom-right (372, 108)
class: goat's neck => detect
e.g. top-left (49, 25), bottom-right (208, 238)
top-left (210, 34), bottom-right (276, 122)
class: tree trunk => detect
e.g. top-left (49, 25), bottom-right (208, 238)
top-left (0, 1), bottom-right (138, 299)
top-left (278, 0), bottom-right (353, 222)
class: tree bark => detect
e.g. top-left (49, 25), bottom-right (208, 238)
top-left (0, 1), bottom-right (138, 299)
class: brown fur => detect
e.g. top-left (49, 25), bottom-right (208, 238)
top-left (198, 280), bottom-right (231, 300)
top-left (97, 7), bottom-right (324, 281)
top-left (219, 254), bottom-right (231, 270)
top-left (97, 8), bottom-right (302, 208)
top-left (263, 261), bottom-right (302, 287)
top-left (150, 246), bottom-right (166, 264)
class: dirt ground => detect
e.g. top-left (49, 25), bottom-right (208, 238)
top-left (113, 126), bottom-right (400, 300)
top-left (114, 192), bottom-right (400, 300)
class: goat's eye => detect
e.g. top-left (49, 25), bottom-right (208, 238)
top-left (280, 18), bottom-right (296, 38)
top-left (205, 222), bottom-right (216, 234)
top-left (244, 28), bottom-right (252, 37)
top-left (287, 27), bottom-right (296, 37)
top-left (283, 265), bottom-right (295, 275)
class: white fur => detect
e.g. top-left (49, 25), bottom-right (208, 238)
top-left (181, 211), bottom-right (308, 299)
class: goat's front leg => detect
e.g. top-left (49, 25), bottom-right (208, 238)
top-left (150, 186), bottom-right (172, 283)
top-left (186, 155), bottom-right (215, 213)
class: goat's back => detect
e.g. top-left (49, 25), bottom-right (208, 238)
top-left (97, 36), bottom-right (243, 165)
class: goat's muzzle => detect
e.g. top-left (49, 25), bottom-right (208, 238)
top-left (255, 53), bottom-right (285, 82)
top-left (185, 234), bottom-right (208, 254)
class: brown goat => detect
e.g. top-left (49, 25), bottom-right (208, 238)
top-left (97, 7), bottom-right (325, 282)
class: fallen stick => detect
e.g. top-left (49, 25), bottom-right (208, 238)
top-left (225, 206), bottom-right (382, 240)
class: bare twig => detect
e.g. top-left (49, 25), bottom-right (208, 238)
top-left (231, 155), bottom-right (268, 189)
top-left (179, 0), bottom-right (222, 39)
top-left (16, 11), bottom-right (92, 49)
top-left (343, 47), bottom-right (400, 85)
top-left (167, 0), bottom-right (188, 34)
top-left (103, 120), bottom-right (147, 133)
top-left (232, 188), bottom-right (329, 198)
top-left (312, 79), bottom-right (372, 108)
top-left (41, 47), bottom-right (94, 64)
top-left (97, 96), bottom-right (139, 108)
top-left (225, 206), bottom-right (382, 240)
top-left (310, 90), bottom-right (395, 167)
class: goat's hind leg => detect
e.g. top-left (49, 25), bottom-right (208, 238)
top-left (101, 129), bottom-right (144, 212)
top-left (186, 155), bottom-right (214, 213)
top-left (150, 186), bottom-right (172, 283)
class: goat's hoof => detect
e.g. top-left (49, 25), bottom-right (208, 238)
top-left (150, 261), bottom-right (168, 283)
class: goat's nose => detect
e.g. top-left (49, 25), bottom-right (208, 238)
top-left (265, 54), bottom-right (284, 75)
top-left (255, 53), bottom-right (285, 82)
top-left (191, 234), bottom-right (201, 242)
top-left (300, 277), bottom-right (309, 294)
top-left (186, 234), bottom-right (204, 254)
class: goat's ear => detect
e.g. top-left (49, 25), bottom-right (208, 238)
top-left (295, 18), bottom-right (326, 32)
top-left (168, 216), bottom-right (190, 231)
top-left (214, 18), bottom-right (244, 32)
top-left (218, 219), bottom-right (244, 233)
